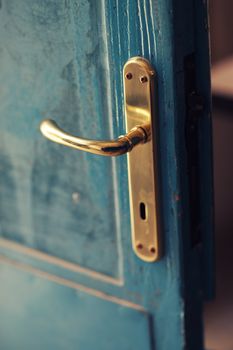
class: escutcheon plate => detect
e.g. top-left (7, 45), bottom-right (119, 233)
top-left (123, 57), bottom-right (161, 262)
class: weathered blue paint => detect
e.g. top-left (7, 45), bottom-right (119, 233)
top-left (0, 262), bottom-right (153, 350)
top-left (0, 1), bottom-right (213, 350)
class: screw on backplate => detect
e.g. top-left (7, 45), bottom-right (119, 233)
top-left (125, 72), bottom-right (133, 80)
top-left (140, 76), bottom-right (148, 83)
top-left (150, 246), bottom-right (156, 254)
top-left (136, 243), bottom-right (143, 250)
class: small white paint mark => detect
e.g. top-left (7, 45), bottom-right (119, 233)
top-left (72, 192), bottom-right (80, 204)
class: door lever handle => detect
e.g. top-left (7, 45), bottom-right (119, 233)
top-left (40, 119), bottom-right (151, 156)
top-left (39, 57), bottom-right (161, 263)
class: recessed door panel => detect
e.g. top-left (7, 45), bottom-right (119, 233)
top-left (0, 0), bottom-right (121, 278)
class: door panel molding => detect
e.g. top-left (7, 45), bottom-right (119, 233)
top-left (0, 255), bottom-right (142, 310)
top-left (0, 238), bottom-right (123, 286)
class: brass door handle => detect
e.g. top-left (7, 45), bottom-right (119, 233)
top-left (39, 57), bottom-right (161, 263)
top-left (40, 119), bottom-right (150, 156)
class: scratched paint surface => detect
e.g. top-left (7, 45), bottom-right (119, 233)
top-left (0, 0), bottom-right (213, 349)
top-left (0, 0), bottom-right (187, 349)
top-left (0, 0), bottom-right (121, 278)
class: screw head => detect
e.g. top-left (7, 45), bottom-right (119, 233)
top-left (150, 246), bottom-right (156, 254)
top-left (125, 72), bottom-right (133, 80)
top-left (136, 243), bottom-right (143, 250)
top-left (140, 75), bottom-right (148, 83)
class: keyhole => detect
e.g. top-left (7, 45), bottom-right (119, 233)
top-left (139, 202), bottom-right (146, 220)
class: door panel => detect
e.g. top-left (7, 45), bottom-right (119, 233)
top-left (0, 0), bottom-right (121, 278)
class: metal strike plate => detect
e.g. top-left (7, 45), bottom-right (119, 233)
top-left (123, 57), bottom-right (161, 262)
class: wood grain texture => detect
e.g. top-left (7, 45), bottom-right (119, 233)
top-left (0, 0), bottom-right (213, 349)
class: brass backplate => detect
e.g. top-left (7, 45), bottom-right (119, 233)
top-left (123, 57), bottom-right (160, 262)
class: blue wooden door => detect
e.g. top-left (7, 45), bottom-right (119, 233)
top-left (0, 1), bottom-right (213, 350)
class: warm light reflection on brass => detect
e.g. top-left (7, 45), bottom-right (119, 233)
top-left (40, 119), bottom-right (150, 157)
top-left (124, 57), bottom-right (161, 262)
top-left (39, 56), bottom-right (161, 262)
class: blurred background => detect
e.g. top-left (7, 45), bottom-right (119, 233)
top-left (204, 1), bottom-right (233, 349)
